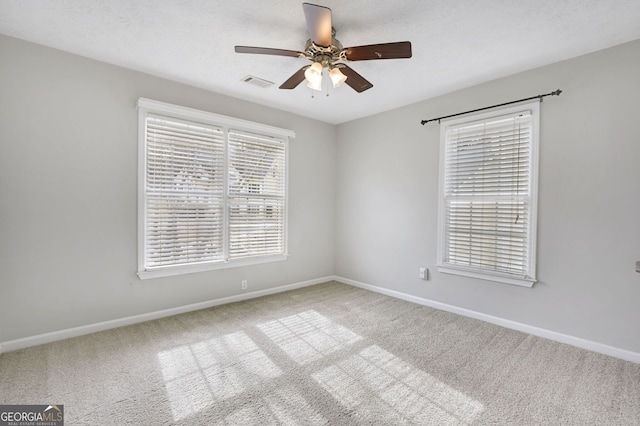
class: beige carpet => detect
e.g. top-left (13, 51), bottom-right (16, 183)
top-left (1, 281), bottom-right (639, 425)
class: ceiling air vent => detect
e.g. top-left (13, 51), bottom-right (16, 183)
top-left (241, 75), bottom-right (274, 88)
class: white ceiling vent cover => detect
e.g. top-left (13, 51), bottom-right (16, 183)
top-left (241, 75), bottom-right (274, 88)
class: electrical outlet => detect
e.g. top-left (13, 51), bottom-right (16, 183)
top-left (419, 267), bottom-right (429, 280)
top-left (241, 280), bottom-right (248, 290)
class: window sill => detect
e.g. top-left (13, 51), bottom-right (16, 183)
top-left (437, 264), bottom-right (535, 288)
top-left (138, 254), bottom-right (289, 280)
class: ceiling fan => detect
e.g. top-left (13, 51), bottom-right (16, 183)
top-left (234, 2), bottom-right (412, 93)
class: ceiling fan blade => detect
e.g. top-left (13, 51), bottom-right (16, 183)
top-left (303, 3), bottom-right (332, 47)
top-left (343, 41), bottom-right (412, 61)
top-left (336, 64), bottom-right (373, 93)
top-left (279, 66), bottom-right (310, 90)
top-left (235, 46), bottom-right (304, 58)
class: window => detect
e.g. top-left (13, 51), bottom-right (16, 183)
top-left (437, 101), bottom-right (539, 287)
top-left (137, 98), bottom-right (293, 279)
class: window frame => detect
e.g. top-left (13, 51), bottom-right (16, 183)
top-left (436, 101), bottom-right (540, 287)
top-left (137, 98), bottom-right (294, 279)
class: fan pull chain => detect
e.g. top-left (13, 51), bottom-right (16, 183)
top-left (326, 74), bottom-right (330, 97)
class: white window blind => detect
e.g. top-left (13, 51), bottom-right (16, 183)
top-left (438, 102), bottom-right (539, 286)
top-left (228, 130), bottom-right (286, 259)
top-left (138, 98), bottom-right (293, 279)
top-left (144, 114), bottom-right (225, 269)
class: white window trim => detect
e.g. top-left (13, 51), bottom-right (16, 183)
top-left (137, 98), bottom-right (294, 279)
top-left (436, 101), bottom-right (540, 287)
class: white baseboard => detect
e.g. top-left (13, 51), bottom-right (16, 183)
top-left (334, 276), bottom-right (640, 364)
top-left (0, 276), bottom-right (331, 354)
top-left (3, 275), bottom-right (639, 364)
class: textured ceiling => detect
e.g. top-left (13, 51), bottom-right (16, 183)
top-left (1, 0), bottom-right (639, 124)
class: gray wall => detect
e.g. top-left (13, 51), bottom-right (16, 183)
top-left (0, 35), bottom-right (336, 342)
top-left (335, 39), bottom-right (640, 353)
top-left (2, 33), bottom-right (640, 355)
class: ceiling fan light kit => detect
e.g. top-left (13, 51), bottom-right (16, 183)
top-left (329, 67), bottom-right (347, 88)
top-left (304, 62), bottom-right (323, 90)
top-left (234, 2), bottom-right (412, 93)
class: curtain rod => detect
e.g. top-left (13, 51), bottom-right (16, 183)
top-left (420, 89), bottom-right (562, 125)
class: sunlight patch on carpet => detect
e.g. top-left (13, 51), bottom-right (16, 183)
top-left (312, 345), bottom-right (485, 424)
top-left (158, 330), bottom-right (282, 421)
top-left (257, 309), bottom-right (362, 365)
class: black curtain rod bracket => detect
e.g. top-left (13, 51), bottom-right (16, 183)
top-left (420, 89), bottom-right (562, 125)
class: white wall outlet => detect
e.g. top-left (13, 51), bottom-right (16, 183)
top-left (419, 267), bottom-right (429, 280)
top-left (241, 280), bottom-right (248, 290)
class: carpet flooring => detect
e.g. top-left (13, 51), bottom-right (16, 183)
top-left (1, 281), bottom-right (639, 425)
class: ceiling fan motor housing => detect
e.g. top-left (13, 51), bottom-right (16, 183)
top-left (303, 35), bottom-right (344, 67)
